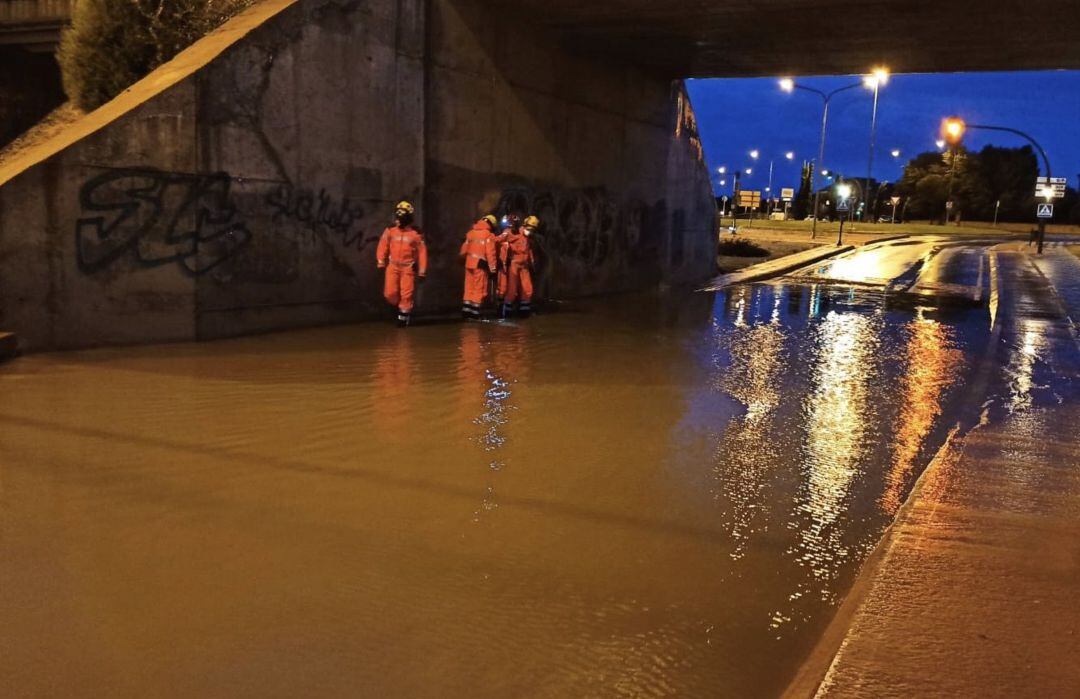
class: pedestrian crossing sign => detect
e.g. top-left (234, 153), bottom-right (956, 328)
top-left (836, 200), bottom-right (850, 212)
top-left (1037, 203), bottom-right (1054, 219)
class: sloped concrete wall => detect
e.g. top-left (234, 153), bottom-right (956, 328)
top-left (0, 0), bottom-right (715, 351)
top-left (0, 0), bottom-right (425, 349)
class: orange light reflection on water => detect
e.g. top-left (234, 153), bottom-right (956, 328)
top-left (880, 314), bottom-right (964, 514)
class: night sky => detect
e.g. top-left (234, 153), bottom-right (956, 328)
top-left (687, 71), bottom-right (1080, 197)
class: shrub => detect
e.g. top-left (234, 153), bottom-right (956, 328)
top-left (717, 239), bottom-right (769, 258)
top-left (58, 0), bottom-right (252, 111)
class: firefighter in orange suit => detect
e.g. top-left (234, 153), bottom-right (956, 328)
top-left (459, 215), bottom-right (499, 319)
top-left (376, 201), bottom-right (428, 327)
top-left (495, 214), bottom-right (518, 301)
top-left (500, 215), bottom-right (539, 318)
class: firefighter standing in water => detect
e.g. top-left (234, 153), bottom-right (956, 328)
top-left (459, 214), bottom-right (499, 319)
top-left (376, 201), bottom-right (428, 327)
top-left (495, 214), bottom-right (518, 302)
top-left (500, 215), bottom-right (539, 318)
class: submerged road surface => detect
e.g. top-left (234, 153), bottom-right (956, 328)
top-left (0, 238), bottom-right (1048, 697)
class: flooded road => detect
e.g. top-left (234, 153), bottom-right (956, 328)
top-left (0, 253), bottom-right (994, 697)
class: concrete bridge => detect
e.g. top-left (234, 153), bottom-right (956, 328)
top-left (1, 0), bottom-right (1078, 351)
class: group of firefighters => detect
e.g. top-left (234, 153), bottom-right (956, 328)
top-left (375, 201), bottom-right (538, 327)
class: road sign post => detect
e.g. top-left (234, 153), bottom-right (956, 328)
top-left (836, 199), bottom-right (850, 246)
top-left (890, 196), bottom-right (900, 223)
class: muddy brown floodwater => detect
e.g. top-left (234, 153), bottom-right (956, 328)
top-left (0, 287), bottom-right (988, 697)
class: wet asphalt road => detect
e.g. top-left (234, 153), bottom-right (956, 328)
top-left (0, 236), bottom-right (1073, 697)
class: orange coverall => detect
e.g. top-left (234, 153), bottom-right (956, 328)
top-left (459, 219), bottom-right (499, 317)
top-left (501, 230), bottom-right (535, 312)
top-left (495, 228), bottom-right (512, 299)
top-left (376, 225), bottom-right (428, 321)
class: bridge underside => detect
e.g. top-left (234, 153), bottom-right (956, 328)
top-left (488, 0), bottom-right (1080, 76)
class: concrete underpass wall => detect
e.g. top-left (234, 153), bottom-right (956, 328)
top-left (0, 0), bottom-right (424, 350)
top-left (0, 0), bottom-right (715, 352)
top-left (426, 0), bottom-right (715, 300)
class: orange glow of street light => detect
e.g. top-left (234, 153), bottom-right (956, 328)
top-left (942, 117), bottom-right (966, 144)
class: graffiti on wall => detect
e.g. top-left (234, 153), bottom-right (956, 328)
top-left (75, 168), bottom-right (252, 276)
top-left (264, 184), bottom-right (370, 250)
top-left (494, 187), bottom-right (655, 275)
top-left (75, 167), bottom-right (380, 278)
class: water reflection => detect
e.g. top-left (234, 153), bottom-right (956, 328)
top-left (372, 332), bottom-right (415, 435)
top-left (711, 316), bottom-right (787, 560)
top-left (880, 314), bottom-right (965, 514)
top-left (795, 310), bottom-right (880, 592)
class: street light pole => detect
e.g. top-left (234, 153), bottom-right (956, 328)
top-left (942, 118), bottom-right (1055, 253)
top-left (864, 69), bottom-right (888, 223)
top-left (781, 78), bottom-right (867, 239)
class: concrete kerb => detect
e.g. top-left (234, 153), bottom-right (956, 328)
top-left (783, 247), bottom-right (1008, 698)
top-left (699, 244), bottom-right (854, 292)
top-left (781, 424), bottom-right (969, 699)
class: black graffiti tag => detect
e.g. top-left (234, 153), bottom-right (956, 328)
top-left (75, 168), bottom-right (252, 276)
top-left (265, 184), bottom-right (367, 249)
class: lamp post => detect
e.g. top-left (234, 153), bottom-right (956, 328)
top-left (941, 116), bottom-right (1055, 253)
top-left (836, 182), bottom-right (853, 246)
top-left (750, 150), bottom-right (796, 216)
top-left (780, 75), bottom-right (872, 239)
top-left (863, 68), bottom-right (889, 222)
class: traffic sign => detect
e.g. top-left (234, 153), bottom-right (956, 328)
top-left (1037, 203), bottom-right (1054, 219)
top-left (1036, 177), bottom-right (1067, 185)
top-left (1035, 186), bottom-right (1066, 199)
top-left (738, 191), bottom-right (761, 207)
top-left (890, 196), bottom-right (901, 205)
top-left (780, 187), bottom-right (795, 201)
top-left (836, 200), bottom-right (850, 212)
top-left (946, 200), bottom-right (954, 210)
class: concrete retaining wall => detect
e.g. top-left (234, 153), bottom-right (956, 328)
top-left (0, 0), bottom-right (715, 351)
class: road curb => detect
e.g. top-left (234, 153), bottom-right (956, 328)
top-left (0, 332), bottom-right (18, 363)
top-left (781, 424), bottom-right (969, 699)
top-left (700, 245), bottom-right (854, 291)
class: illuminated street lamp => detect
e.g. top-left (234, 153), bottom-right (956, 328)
top-left (935, 139), bottom-right (946, 150)
top-left (836, 183), bottom-right (853, 246)
top-left (939, 115), bottom-right (1055, 252)
top-left (891, 149), bottom-right (901, 158)
top-left (749, 149), bottom-right (760, 159)
top-left (940, 117), bottom-right (966, 226)
top-left (780, 71), bottom-right (880, 237)
top-left (718, 165), bottom-right (727, 175)
top-left (745, 167), bottom-right (753, 175)
top-left (863, 67), bottom-right (889, 222)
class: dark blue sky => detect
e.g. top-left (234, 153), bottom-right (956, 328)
top-left (687, 71), bottom-right (1080, 197)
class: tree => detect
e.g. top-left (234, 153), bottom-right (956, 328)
top-left (792, 161), bottom-right (813, 220)
top-left (58, 0), bottom-right (252, 111)
top-left (896, 145), bottom-right (1046, 224)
